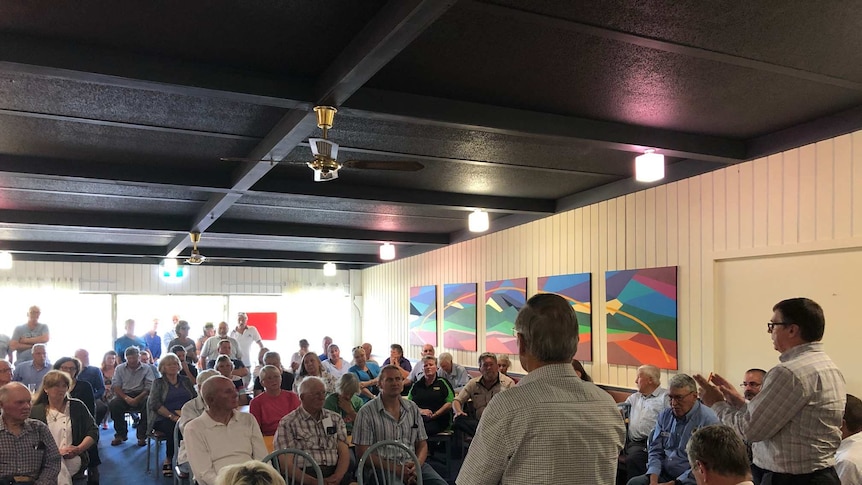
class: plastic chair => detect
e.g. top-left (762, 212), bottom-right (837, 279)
top-left (147, 429), bottom-right (168, 474)
top-left (262, 448), bottom-right (324, 485)
top-left (357, 440), bottom-right (424, 485)
top-left (173, 424), bottom-right (191, 485)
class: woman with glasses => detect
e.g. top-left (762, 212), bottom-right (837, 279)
top-left (30, 370), bottom-right (99, 485)
top-left (168, 320), bottom-right (198, 365)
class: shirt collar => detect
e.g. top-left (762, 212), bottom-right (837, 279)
top-left (673, 399), bottom-right (702, 423)
top-left (518, 363), bottom-right (579, 386)
top-left (779, 341), bottom-right (822, 362)
top-left (296, 406), bottom-right (324, 422)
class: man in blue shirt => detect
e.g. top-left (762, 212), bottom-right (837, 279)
top-left (114, 318), bottom-right (148, 363)
top-left (627, 374), bottom-right (719, 485)
top-left (11, 343), bottom-right (50, 388)
top-left (143, 318), bottom-right (162, 360)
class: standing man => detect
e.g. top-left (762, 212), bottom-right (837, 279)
top-left (457, 293), bottom-right (625, 485)
top-left (109, 346), bottom-right (155, 447)
top-left (184, 375), bottom-right (268, 485)
top-left (229, 312), bottom-right (263, 375)
top-left (199, 321), bottom-right (241, 368)
top-left (407, 344), bottom-right (436, 382)
top-left (836, 394), bottom-right (862, 484)
top-left (114, 319), bottom-right (147, 363)
top-left (695, 297), bottom-right (845, 485)
top-left (452, 352), bottom-right (515, 438)
top-left (143, 319), bottom-right (162, 360)
top-left (161, 315), bottom-right (179, 356)
top-left (627, 374), bottom-right (719, 485)
top-left (274, 376), bottom-right (354, 485)
top-left (0, 382), bottom-right (62, 484)
top-left (624, 364), bottom-right (669, 480)
top-left (11, 343), bottom-right (50, 388)
top-left (289, 339), bottom-right (310, 372)
top-left (10, 305), bottom-right (49, 363)
top-left (353, 365), bottom-right (448, 485)
top-left (686, 424), bottom-right (754, 485)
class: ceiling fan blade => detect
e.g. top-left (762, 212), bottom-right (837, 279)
top-left (205, 257), bottom-right (247, 264)
top-left (341, 160), bottom-right (424, 171)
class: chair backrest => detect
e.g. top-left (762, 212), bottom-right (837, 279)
top-left (357, 440), bottom-right (423, 485)
top-left (262, 448), bottom-right (324, 485)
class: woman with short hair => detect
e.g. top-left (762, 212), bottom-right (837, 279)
top-left (249, 365), bottom-right (300, 437)
top-left (30, 370), bottom-right (99, 485)
top-left (324, 372), bottom-right (363, 434)
top-left (148, 352), bottom-right (197, 476)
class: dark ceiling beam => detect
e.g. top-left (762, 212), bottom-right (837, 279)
top-left (0, 32), bottom-right (314, 109)
top-left (0, 154), bottom-right (235, 193)
top-left (208, 220), bottom-right (449, 246)
top-left (0, 209), bottom-right (191, 232)
top-left (746, 104), bottom-right (862, 160)
top-left (341, 89), bottom-right (748, 163)
top-left (166, 0), bottom-right (459, 257)
top-left (0, 108), bottom-right (263, 141)
top-left (315, 0), bottom-right (457, 105)
top-left (251, 177), bottom-right (555, 215)
top-left (464, 1), bottom-right (862, 92)
top-left (0, 240), bottom-right (379, 265)
top-left (9, 252), bottom-right (370, 270)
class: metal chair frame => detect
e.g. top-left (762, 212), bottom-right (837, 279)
top-left (262, 448), bottom-right (325, 485)
top-left (357, 439), bottom-right (424, 485)
top-left (146, 428), bottom-right (168, 474)
top-left (173, 423), bottom-right (191, 485)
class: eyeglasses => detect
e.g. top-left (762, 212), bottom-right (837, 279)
top-left (767, 321), bottom-right (791, 332)
top-left (740, 382), bottom-right (762, 388)
top-left (667, 391), bottom-right (695, 402)
top-left (59, 366), bottom-right (77, 373)
top-left (0, 368), bottom-right (11, 373)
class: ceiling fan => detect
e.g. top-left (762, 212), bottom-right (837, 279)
top-left (182, 232), bottom-right (244, 265)
top-left (222, 106), bottom-right (424, 182)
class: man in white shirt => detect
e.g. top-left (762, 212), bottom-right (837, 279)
top-left (836, 394), bottom-right (862, 484)
top-left (198, 321), bottom-right (242, 369)
top-left (624, 364), bottom-right (668, 480)
top-left (686, 424), bottom-right (754, 485)
top-left (229, 312), bottom-right (263, 371)
top-left (184, 375), bottom-right (267, 485)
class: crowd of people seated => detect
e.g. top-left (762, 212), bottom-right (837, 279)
top-left (0, 296), bottom-right (860, 485)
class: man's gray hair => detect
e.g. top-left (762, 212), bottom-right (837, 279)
top-left (514, 293), bottom-right (579, 362)
top-left (124, 345), bottom-right (140, 357)
top-left (638, 365), bottom-right (661, 385)
top-left (422, 355), bottom-right (437, 365)
top-left (686, 424), bottom-right (750, 477)
top-left (668, 373), bottom-right (697, 393)
top-left (32, 343), bottom-right (47, 353)
top-left (477, 352), bottom-right (497, 366)
top-left (438, 352), bottom-right (453, 364)
top-left (263, 351), bottom-right (280, 363)
top-left (299, 376), bottom-right (325, 396)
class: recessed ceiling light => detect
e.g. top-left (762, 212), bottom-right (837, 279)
top-left (323, 262), bottom-right (337, 276)
top-left (635, 149), bottom-right (665, 183)
top-left (468, 209), bottom-right (489, 232)
top-left (380, 243), bottom-right (396, 261)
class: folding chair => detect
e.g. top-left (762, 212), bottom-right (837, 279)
top-left (173, 424), bottom-right (191, 485)
top-left (262, 448), bottom-right (324, 485)
top-left (357, 439), bottom-right (424, 485)
top-left (146, 428), bottom-right (168, 474)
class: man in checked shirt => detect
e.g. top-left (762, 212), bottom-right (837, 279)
top-left (0, 382), bottom-right (61, 484)
top-left (696, 297), bottom-right (846, 485)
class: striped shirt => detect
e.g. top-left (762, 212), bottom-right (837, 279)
top-left (353, 396), bottom-right (427, 460)
top-left (456, 363), bottom-right (625, 485)
top-left (713, 342), bottom-right (845, 474)
top-left (274, 406), bottom-right (347, 468)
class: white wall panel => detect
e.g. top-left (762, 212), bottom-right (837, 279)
top-left (361, 129), bottom-right (862, 388)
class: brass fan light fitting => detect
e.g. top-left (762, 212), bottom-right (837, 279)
top-left (308, 106), bottom-right (341, 180)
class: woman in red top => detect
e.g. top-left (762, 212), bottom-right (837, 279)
top-left (249, 365), bottom-right (300, 437)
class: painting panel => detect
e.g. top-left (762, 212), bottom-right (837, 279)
top-left (484, 278), bottom-right (527, 354)
top-left (409, 285), bottom-right (437, 346)
top-left (442, 283), bottom-right (477, 351)
top-left (537, 273), bottom-right (592, 361)
top-left (605, 266), bottom-right (678, 369)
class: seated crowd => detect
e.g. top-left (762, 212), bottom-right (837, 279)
top-left (0, 296), bottom-right (859, 485)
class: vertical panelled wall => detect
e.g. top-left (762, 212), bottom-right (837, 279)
top-left (1, 262), bottom-right (350, 295)
top-left (360, 130), bottom-right (862, 388)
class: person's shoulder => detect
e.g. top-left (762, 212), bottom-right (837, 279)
top-left (25, 417), bottom-right (50, 431)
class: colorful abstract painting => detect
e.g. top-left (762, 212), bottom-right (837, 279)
top-left (442, 283), bottom-right (477, 351)
top-left (484, 278), bottom-right (527, 354)
top-left (409, 285), bottom-right (437, 346)
top-left (606, 266), bottom-right (678, 369)
top-left (538, 273), bottom-right (592, 361)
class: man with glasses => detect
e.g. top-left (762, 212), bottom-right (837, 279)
top-left (740, 369), bottom-right (765, 402)
top-left (0, 360), bottom-right (12, 387)
top-left (627, 374), bottom-right (719, 485)
top-left (695, 297), bottom-right (845, 485)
